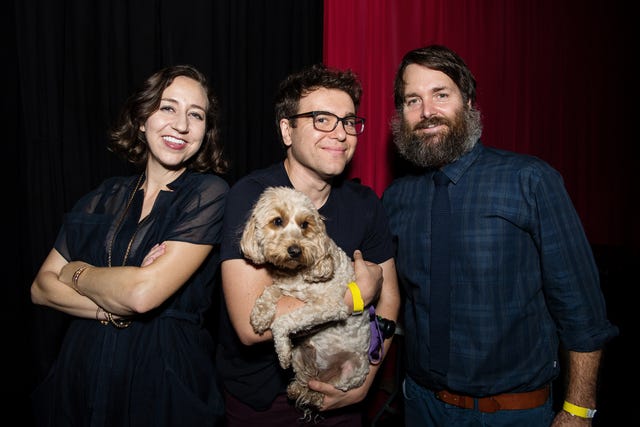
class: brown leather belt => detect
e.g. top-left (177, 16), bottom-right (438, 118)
top-left (435, 385), bottom-right (549, 413)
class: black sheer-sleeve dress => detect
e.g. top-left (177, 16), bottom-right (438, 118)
top-left (31, 170), bottom-right (228, 427)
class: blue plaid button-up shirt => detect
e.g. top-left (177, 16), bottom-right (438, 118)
top-left (382, 141), bottom-right (618, 395)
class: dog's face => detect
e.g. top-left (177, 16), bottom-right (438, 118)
top-left (241, 187), bottom-right (333, 273)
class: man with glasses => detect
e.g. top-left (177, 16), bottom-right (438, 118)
top-left (216, 63), bottom-right (401, 426)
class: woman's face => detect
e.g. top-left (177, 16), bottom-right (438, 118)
top-left (140, 75), bottom-right (208, 170)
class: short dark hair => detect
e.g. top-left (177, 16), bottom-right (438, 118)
top-left (274, 63), bottom-right (362, 140)
top-left (394, 45), bottom-right (477, 110)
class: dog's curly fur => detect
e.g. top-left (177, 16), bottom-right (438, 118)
top-left (241, 186), bottom-right (371, 419)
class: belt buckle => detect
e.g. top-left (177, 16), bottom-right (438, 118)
top-left (478, 397), bottom-right (501, 413)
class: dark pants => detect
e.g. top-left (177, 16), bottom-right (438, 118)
top-left (402, 376), bottom-right (555, 427)
top-left (224, 390), bottom-right (363, 427)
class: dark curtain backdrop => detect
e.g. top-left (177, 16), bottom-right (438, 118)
top-left (7, 0), bottom-right (635, 424)
top-left (10, 0), bottom-right (323, 422)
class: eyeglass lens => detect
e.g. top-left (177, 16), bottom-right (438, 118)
top-left (313, 112), bottom-right (364, 135)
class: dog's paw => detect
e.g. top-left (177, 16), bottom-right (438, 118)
top-left (271, 327), bottom-right (293, 368)
top-left (287, 381), bottom-right (324, 413)
top-left (288, 383), bottom-right (324, 411)
top-left (250, 318), bottom-right (270, 335)
top-left (277, 349), bottom-right (292, 369)
top-left (249, 310), bottom-right (272, 334)
top-left (274, 341), bottom-right (292, 368)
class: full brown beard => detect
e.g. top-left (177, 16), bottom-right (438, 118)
top-left (391, 105), bottom-right (482, 169)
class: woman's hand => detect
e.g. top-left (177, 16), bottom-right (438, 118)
top-left (141, 242), bottom-right (166, 266)
top-left (58, 261), bottom-right (89, 288)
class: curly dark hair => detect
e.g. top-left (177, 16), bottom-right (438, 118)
top-left (393, 45), bottom-right (477, 111)
top-left (109, 64), bottom-right (228, 174)
top-left (274, 63), bottom-right (362, 140)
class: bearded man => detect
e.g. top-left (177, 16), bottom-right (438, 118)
top-left (381, 44), bottom-right (617, 427)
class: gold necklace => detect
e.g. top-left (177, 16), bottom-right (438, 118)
top-left (107, 172), bottom-right (145, 267)
top-left (105, 172), bottom-right (145, 328)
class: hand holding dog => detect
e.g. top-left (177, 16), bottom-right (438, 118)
top-left (307, 377), bottom-right (370, 412)
top-left (352, 249), bottom-right (383, 308)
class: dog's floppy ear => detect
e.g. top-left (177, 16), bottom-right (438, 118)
top-left (302, 238), bottom-right (335, 282)
top-left (240, 213), bottom-right (266, 264)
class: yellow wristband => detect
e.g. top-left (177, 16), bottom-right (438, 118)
top-left (563, 401), bottom-right (597, 419)
top-left (347, 282), bottom-right (364, 315)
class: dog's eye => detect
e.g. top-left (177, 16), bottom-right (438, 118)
top-left (272, 217), bottom-right (283, 227)
top-left (300, 221), bottom-right (309, 230)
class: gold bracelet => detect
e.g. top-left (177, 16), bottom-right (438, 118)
top-left (105, 311), bottom-right (132, 329)
top-left (72, 266), bottom-right (89, 295)
top-left (95, 306), bottom-right (109, 325)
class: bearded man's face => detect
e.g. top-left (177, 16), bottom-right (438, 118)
top-left (392, 64), bottom-right (482, 168)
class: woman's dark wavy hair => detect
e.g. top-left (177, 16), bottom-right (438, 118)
top-left (393, 44), bottom-right (477, 111)
top-left (274, 63), bottom-right (362, 140)
top-left (109, 64), bottom-right (228, 174)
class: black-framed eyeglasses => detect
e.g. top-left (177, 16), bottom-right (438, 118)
top-left (287, 111), bottom-right (366, 136)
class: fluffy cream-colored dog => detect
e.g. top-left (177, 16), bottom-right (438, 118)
top-left (241, 186), bottom-right (371, 418)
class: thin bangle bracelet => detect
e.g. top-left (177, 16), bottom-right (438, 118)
top-left (72, 266), bottom-right (89, 295)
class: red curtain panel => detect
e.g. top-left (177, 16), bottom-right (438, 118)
top-left (323, 0), bottom-right (635, 248)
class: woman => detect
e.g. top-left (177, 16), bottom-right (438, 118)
top-left (30, 64), bottom-right (229, 426)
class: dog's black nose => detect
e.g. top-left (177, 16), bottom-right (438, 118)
top-left (287, 245), bottom-right (302, 259)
